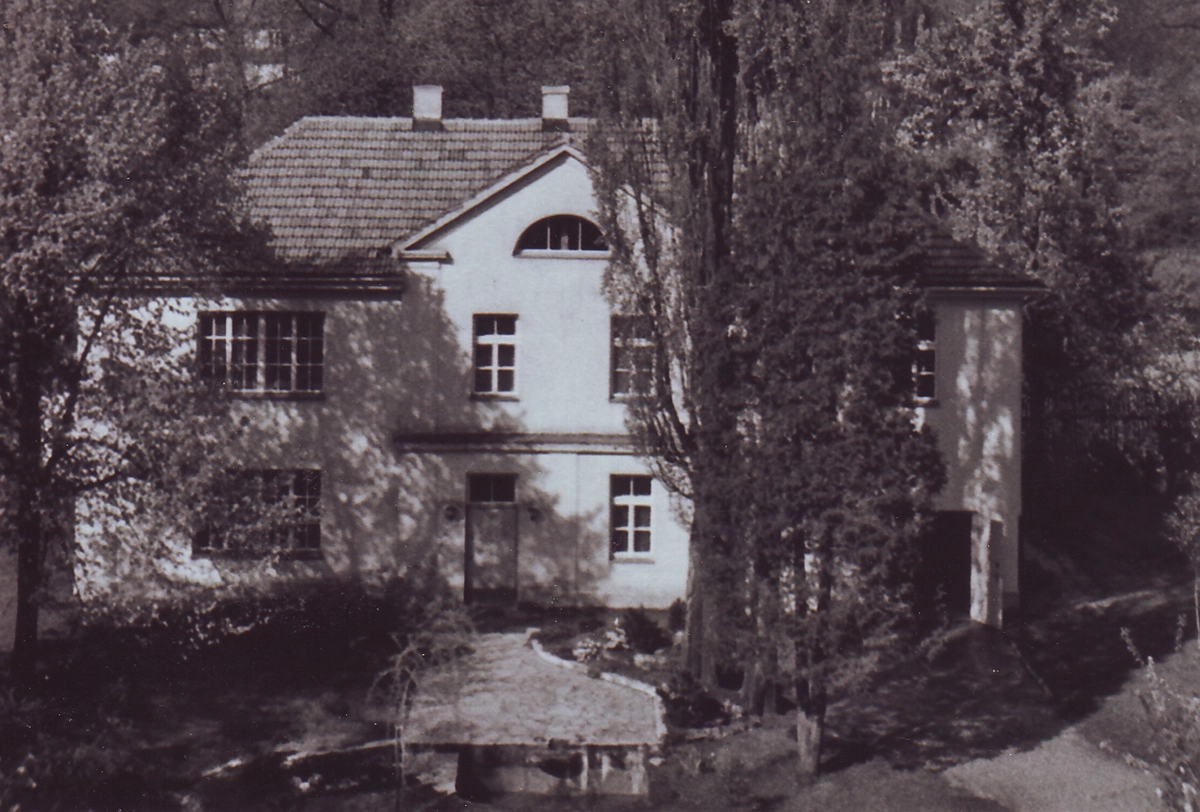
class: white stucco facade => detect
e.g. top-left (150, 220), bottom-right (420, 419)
top-left (924, 291), bottom-right (1026, 626)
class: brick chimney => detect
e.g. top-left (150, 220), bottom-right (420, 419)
top-left (541, 85), bottom-right (569, 132)
top-left (413, 85), bottom-right (443, 132)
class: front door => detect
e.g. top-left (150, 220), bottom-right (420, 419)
top-left (465, 474), bottom-right (518, 605)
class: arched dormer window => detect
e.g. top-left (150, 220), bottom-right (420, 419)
top-left (515, 215), bottom-right (607, 254)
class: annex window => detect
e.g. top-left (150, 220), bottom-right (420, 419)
top-left (915, 311), bottom-right (936, 401)
top-left (611, 475), bottom-right (653, 558)
top-left (193, 469), bottom-right (321, 558)
top-left (468, 473), bottom-right (518, 503)
top-left (473, 314), bottom-right (517, 395)
top-left (199, 312), bottom-right (324, 395)
top-left (611, 315), bottom-right (655, 398)
top-left (515, 215), bottom-right (607, 253)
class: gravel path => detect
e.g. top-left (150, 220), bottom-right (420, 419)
top-left (944, 728), bottom-right (1159, 812)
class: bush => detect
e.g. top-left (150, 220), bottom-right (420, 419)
top-left (620, 607), bottom-right (672, 654)
top-left (1124, 629), bottom-right (1200, 812)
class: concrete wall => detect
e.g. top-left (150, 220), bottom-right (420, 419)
top-left (924, 292), bottom-right (1025, 626)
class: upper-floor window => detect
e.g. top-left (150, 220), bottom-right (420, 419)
top-left (193, 468), bottom-right (322, 559)
top-left (473, 314), bottom-right (517, 396)
top-left (199, 311), bottom-right (324, 396)
top-left (915, 311), bottom-right (936, 401)
top-left (611, 315), bottom-right (655, 398)
top-left (515, 215), bottom-right (607, 253)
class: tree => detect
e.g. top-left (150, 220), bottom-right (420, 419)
top-left (889, 0), bottom-right (1200, 540)
top-left (592, 0), bottom-right (945, 777)
top-left (0, 0), bottom-right (261, 690)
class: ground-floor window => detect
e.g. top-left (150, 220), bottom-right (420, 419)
top-left (611, 475), bottom-right (652, 558)
top-left (193, 469), bottom-right (321, 558)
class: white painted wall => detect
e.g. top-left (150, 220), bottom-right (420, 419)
top-left (924, 293), bottom-right (1025, 625)
top-left (73, 156), bottom-right (693, 609)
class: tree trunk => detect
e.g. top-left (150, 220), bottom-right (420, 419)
top-left (795, 687), bottom-right (826, 781)
top-left (10, 319), bottom-right (46, 693)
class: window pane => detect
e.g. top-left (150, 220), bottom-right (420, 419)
top-left (497, 344), bottom-right (515, 367)
top-left (475, 344), bottom-right (493, 366)
top-left (475, 315), bottom-right (495, 336)
top-left (495, 316), bottom-right (516, 335)
top-left (633, 530), bottom-right (651, 553)
top-left (475, 369), bottom-right (493, 392)
top-left (611, 531), bottom-right (629, 554)
top-left (497, 369), bottom-right (514, 391)
top-left (469, 475), bottom-right (492, 503)
top-left (613, 370), bottom-right (631, 395)
top-left (634, 505), bottom-right (651, 527)
top-left (492, 475), bottom-right (516, 502)
top-left (612, 505), bottom-right (629, 528)
top-left (632, 476), bottom-right (652, 496)
top-left (611, 476), bottom-right (631, 496)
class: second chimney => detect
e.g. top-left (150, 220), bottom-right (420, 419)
top-left (413, 85), bottom-right (443, 132)
top-left (541, 85), bottom-right (569, 132)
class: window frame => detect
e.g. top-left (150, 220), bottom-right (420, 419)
top-left (914, 310), bottom-right (937, 404)
top-left (513, 215), bottom-right (609, 256)
top-left (193, 468), bottom-right (322, 560)
top-left (472, 314), bottom-right (518, 398)
top-left (611, 315), bottom-right (656, 399)
top-left (610, 474), bottom-right (653, 561)
top-left (199, 311), bottom-right (325, 399)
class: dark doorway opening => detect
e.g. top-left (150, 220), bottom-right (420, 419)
top-left (915, 510), bottom-right (973, 624)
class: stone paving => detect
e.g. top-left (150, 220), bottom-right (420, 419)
top-left (403, 631), bottom-right (665, 748)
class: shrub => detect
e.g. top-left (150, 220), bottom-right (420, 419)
top-left (620, 607), bottom-right (672, 654)
top-left (1124, 629), bottom-right (1200, 812)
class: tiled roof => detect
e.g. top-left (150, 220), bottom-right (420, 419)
top-left (246, 117), bottom-right (592, 263)
top-left (916, 231), bottom-right (1044, 291)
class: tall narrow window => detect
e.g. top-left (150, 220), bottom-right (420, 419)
top-left (473, 314), bottom-right (517, 395)
top-left (611, 315), bottom-right (655, 397)
top-left (611, 475), bottom-right (653, 558)
top-left (915, 311), bottom-right (936, 401)
top-left (199, 312), bottom-right (324, 395)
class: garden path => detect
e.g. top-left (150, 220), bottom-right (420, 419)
top-left (403, 630), bottom-right (665, 748)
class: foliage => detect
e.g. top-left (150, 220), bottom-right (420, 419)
top-left (889, 0), bottom-right (1200, 531)
top-left (100, 0), bottom-right (658, 145)
top-left (0, 573), bottom-right (461, 811)
top-left (0, 0), bottom-right (262, 687)
top-left (592, 0), bottom-right (946, 776)
top-left (1166, 472), bottom-right (1200, 645)
top-left (1123, 629), bottom-right (1200, 812)
top-left (621, 607), bottom-right (673, 654)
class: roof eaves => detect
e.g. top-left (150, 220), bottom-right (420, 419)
top-left (396, 143), bottom-right (585, 252)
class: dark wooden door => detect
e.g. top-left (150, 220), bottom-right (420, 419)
top-left (465, 504), bottom-right (518, 604)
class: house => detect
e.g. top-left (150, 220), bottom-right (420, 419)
top-left (53, 84), bottom-right (1039, 638)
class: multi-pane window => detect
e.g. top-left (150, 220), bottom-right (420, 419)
top-left (468, 473), bottom-right (517, 503)
top-left (611, 475), bottom-right (652, 557)
top-left (515, 215), bottom-right (607, 252)
top-left (199, 312), bottom-right (324, 395)
top-left (915, 311), bottom-right (936, 401)
top-left (473, 314), bottom-right (517, 395)
top-left (193, 469), bottom-right (322, 558)
top-left (611, 315), bottom-right (655, 398)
